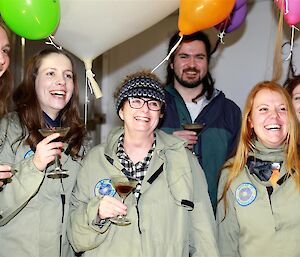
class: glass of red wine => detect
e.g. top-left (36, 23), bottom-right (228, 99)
top-left (109, 175), bottom-right (138, 226)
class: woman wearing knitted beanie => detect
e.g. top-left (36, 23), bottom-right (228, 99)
top-left (67, 70), bottom-right (219, 257)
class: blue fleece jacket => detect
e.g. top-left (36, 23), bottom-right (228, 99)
top-left (160, 85), bottom-right (241, 211)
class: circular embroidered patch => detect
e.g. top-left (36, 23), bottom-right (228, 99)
top-left (94, 179), bottom-right (116, 197)
top-left (235, 182), bottom-right (257, 206)
top-left (24, 150), bottom-right (34, 159)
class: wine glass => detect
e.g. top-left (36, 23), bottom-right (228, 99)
top-left (38, 127), bottom-right (70, 179)
top-left (109, 175), bottom-right (138, 226)
top-left (182, 123), bottom-right (205, 155)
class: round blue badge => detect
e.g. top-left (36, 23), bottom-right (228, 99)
top-left (24, 150), bottom-right (34, 159)
top-left (94, 179), bottom-right (116, 197)
top-left (235, 182), bottom-right (257, 206)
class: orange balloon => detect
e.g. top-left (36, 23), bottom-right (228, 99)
top-left (178, 0), bottom-right (236, 35)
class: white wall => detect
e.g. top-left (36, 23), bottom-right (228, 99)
top-left (98, 0), bottom-right (300, 142)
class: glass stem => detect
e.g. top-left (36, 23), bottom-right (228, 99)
top-left (120, 197), bottom-right (126, 218)
top-left (54, 155), bottom-right (61, 170)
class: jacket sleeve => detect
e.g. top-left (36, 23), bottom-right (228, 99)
top-left (67, 154), bottom-right (110, 253)
top-left (188, 152), bottom-right (220, 257)
top-left (0, 116), bottom-right (45, 225)
top-left (216, 169), bottom-right (240, 257)
top-left (225, 103), bottom-right (242, 158)
top-left (0, 158), bottom-right (44, 225)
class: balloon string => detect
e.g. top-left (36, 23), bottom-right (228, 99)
top-left (218, 31), bottom-right (226, 44)
top-left (84, 73), bottom-right (94, 127)
top-left (211, 39), bottom-right (221, 55)
top-left (285, 0), bottom-right (289, 14)
top-left (84, 59), bottom-right (102, 99)
top-left (45, 35), bottom-right (62, 50)
top-left (284, 25), bottom-right (299, 61)
top-left (151, 35), bottom-right (183, 73)
top-left (84, 76), bottom-right (88, 127)
top-left (217, 16), bottom-right (230, 44)
top-left (86, 70), bottom-right (95, 95)
top-left (275, 0), bottom-right (289, 15)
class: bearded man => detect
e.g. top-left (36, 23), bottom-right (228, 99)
top-left (160, 31), bottom-right (241, 212)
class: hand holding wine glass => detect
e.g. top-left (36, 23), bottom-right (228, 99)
top-left (38, 127), bottom-right (70, 178)
top-left (182, 123), bottom-right (205, 155)
top-left (98, 196), bottom-right (127, 220)
top-left (173, 130), bottom-right (198, 150)
top-left (33, 132), bottom-right (63, 172)
top-left (109, 175), bottom-right (138, 226)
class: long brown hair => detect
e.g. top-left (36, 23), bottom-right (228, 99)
top-left (13, 48), bottom-right (85, 158)
top-left (219, 81), bottom-right (300, 216)
top-left (0, 21), bottom-right (13, 117)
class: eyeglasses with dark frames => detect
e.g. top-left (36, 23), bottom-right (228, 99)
top-left (128, 97), bottom-right (162, 111)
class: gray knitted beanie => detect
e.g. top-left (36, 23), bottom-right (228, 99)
top-left (115, 71), bottom-right (165, 114)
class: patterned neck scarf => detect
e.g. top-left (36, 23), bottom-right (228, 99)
top-left (246, 156), bottom-right (282, 183)
top-left (116, 133), bottom-right (156, 197)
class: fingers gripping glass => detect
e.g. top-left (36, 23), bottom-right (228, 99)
top-left (0, 161), bottom-right (16, 185)
top-left (182, 123), bottom-right (205, 156)
top-left (38, 127), bottom-right (70, 179)
top-left (110, 175), bottom-right (138, 226)
top-left (128, 97), bottom-right (162, 111)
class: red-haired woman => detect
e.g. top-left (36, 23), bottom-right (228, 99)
top-left (217, 81), bottom-right (300, 257)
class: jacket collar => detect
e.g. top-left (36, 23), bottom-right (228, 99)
top-left (104, 127), bottom-right (187, 157)
top-left (103, 127), bottom-right (188, 178)
top-left (249, 140), bottom-right (285, 163)
top-left (103, 127), bottom-right (193, 204)
top-left (165, 83), bottom-right (221, 102)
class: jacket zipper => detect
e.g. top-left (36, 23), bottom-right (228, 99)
top-left (60, 178), bottom-right (66, 257)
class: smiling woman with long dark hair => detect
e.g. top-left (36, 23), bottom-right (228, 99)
top-left (0, 48), bottom-right (86, 257)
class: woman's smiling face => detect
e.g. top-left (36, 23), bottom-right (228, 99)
top-left (35, 53), bottom-right (74, 120)
top-left (0, 26), bottom-right (10, 78)
top-left (119, 98), bottom-right (162, 135)
top-left (249, 88), bottom-right (288, 148)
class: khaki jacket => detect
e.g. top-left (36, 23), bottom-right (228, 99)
top-left (217, 142), bottom-right (300, 257)
top-left (0, 112), bottom-right (84, 257)
top-left (68, 127), bottom-right (219, 257)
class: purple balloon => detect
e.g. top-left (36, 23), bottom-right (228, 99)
top-left (227, 3), bottom-right (247, 32)
top-left (215, 3), bottom-right (247, 33)
top-left (234, 0), bottom-right (247, 10)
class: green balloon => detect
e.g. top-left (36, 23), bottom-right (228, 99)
top-left (0, 0), bottom-right (60, 40)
